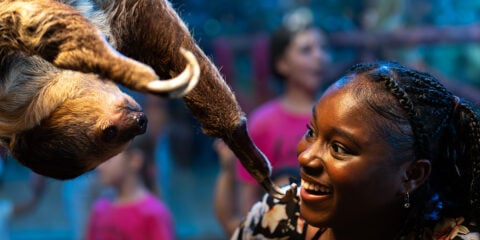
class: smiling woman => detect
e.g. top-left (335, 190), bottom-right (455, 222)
top-left (231, 61), bottom-right (480, 240)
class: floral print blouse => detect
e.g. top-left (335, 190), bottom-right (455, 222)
top-left (231, 190), bottom-right (480, 240)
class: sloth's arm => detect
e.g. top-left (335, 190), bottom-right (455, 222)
top-left (0, 0), bottom-right (196, 95)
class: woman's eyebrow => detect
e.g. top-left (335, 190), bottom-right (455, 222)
top-left (330, 127), bottom-right (361, 149)
top-left (313, 103), bottom-right (360, 147)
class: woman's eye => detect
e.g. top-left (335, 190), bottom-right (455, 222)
top-left (300, 45), bottom-right (313, 55)
top-left (305, 124), bottom-right (315, 138)
top-left (331, 142), bottom-right (349, 155)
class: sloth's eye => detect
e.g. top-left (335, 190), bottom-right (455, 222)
top-left (102, 125), bottom-right (118, 142)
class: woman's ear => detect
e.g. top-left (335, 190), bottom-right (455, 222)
top-left (276, 58), bottom-right (289, 77)
top-left (402, 159), bottom-right (432, 192)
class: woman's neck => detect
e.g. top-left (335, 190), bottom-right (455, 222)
top-left (316, 209), bottom-right (409, 240)
top-left (115, 176), bottom-right (148, 204)
top-left (281, 85), bottom-right (316, 115)
top-left (318, 226), bottom-right (402, 240)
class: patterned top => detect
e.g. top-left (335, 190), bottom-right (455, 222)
top-left (232, 190), bottom-right (480, 240)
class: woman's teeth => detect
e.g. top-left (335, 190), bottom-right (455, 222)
top-left (301, 179), bottom-right (332, 195)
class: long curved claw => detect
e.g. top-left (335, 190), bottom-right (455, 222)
top-left (171, 48), bottom-right (201, 97)
top-left (146, 47), bottom-right (200, 97)
top-left (260, 178), bottom-right (297, 202)
top-left (223, 118), bottom-right (297, 202)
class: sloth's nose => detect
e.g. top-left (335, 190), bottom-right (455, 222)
top-left (130, 112), bottom-right (148, 137)
top-left (133, 112), bottom-right (148, 134)
top-left (135, 113), bottom-right (148, 133)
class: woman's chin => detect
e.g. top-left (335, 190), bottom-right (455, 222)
top-left (300, 203), bottom-right (330, 225)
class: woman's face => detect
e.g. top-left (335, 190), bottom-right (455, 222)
top-left (296, 77), bottom-right (408, 228)
top-left (277, 29), bottom-right (329, 92)
top-left (97, 151), bottom-right (131, 187)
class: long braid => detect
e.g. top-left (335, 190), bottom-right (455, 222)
top-left (348, 61), bottom-right (480, 237)
top-left (455, 103), bottom-right (480, 222)
top-left (375, 67), bottom-right (429, 159)
top-left (374, 66), bottom-right (432, 239)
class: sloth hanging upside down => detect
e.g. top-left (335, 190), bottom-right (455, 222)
top-left (0, 0), bottom-right (294, 200)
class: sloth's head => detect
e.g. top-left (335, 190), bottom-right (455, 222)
top-left (10, 81), bottom-right (148, 179)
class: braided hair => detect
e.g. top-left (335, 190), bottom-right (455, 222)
top-left (345, 61), bottom-right (480, 238)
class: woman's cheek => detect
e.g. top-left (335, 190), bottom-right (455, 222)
top-left (296, 139), bottom-right (309, 157)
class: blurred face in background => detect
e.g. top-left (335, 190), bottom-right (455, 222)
top-left (276, 28), bottom-right (329, 93)
top-left (97, 151), bottom-right (132, 187)
top-left (143, 95), bottom-right (169, 137)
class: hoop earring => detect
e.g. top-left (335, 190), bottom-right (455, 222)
top-left (404, 192), bottom-right (411, 209)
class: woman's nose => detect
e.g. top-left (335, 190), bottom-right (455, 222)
top-left (310, 48), bottom-right (330, 67)
top-left (316, 48), bottom-right (330, 63)
top-left (297, 141), bottom-right (324, 169)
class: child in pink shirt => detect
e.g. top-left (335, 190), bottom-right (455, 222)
top-left (87, 135), bottom-right (174, 240)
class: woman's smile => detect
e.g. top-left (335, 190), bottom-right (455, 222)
top-left (300, 181), bottom-right (333, 202)
top-left (300, 172), bottom-right (333, 203)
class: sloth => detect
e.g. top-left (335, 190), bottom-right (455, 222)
top-left (0, 0), bottom-right (293, 200)
top-left (0, 0), bottom-right (199, 179)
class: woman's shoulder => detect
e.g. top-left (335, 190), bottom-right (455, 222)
top-left (138, 193), bottom-right (172, 216)
top-left (249, 99), bottom-right (283, 119)
top-left (247, 99), bottom-right (294, 131)
top-left (231, 186), bottom-right (306, 239)
top-left (424, 217), bottom-right (480, 240)
top-left (91, 196), bottom-right (114, 215)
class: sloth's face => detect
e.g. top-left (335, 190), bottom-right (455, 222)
top-left (10, 81), bottom-right (148, 179)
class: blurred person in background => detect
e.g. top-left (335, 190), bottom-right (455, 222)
top-left (0, 150), bottom-right (46, 240)
top-left (214, 8), bottom-right (330, 236)
top-left (86, 134), bottom-right (174, 240)
top-left (142, 95), bottom-right (172, 200)
top-left (236, 9), bottom-right (329, 216)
